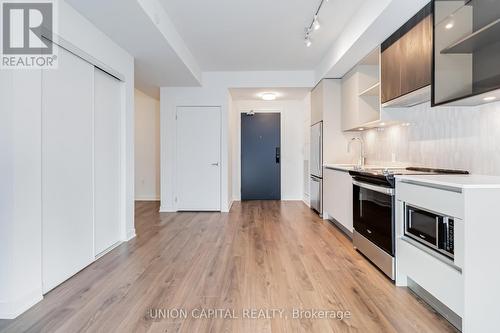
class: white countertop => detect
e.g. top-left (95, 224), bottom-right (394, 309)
top-left (323, 163), bottom-right (405, 172)
top-left (396, 174), bottom-right (500, 189)
top-left (323, 164), bottom-right (357, 172)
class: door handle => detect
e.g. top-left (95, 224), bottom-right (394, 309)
top-left (211, 162), bottom-right (219, 166)
top-left (275, 147), bottom-right (280, 164)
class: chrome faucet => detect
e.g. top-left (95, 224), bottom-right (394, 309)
top-left (348, 137), bottom-right (365, 170)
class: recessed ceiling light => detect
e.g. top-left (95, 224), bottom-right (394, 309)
top-left (261, 93), bottom-right (276, 101)
top-left (445, 22), bottom-right (454, 29)
top-left (483, 96), bottom-right (496, 102)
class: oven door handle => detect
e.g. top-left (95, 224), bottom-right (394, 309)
top-left (353, 180), bottom-right (394, 196)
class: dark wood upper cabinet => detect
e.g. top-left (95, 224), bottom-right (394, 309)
top-left (381, 3), bottom-right (433, 105)
top-left (401, 14), bottom-right (432, 96)
top-left (381, 38), bottom-right (402, 103)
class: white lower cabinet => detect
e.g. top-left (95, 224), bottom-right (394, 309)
top-left (323, 168), bottom-right (353, 234)
top-left (395, 177), bottom-right (500, 332)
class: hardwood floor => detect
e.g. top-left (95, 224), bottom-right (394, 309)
top-left (0, 201), bottom-right (457, 333)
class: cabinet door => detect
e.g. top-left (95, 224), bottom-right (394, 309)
top-left (324, 169), bottom-right (353, 233)
top-left (381, 40), bottom-right (402, 103)
top-left (341, 69), bottom-right (359, 131)
top-left (94, 68), bottom-right (122, 256)
top-left (401, 14), bottom-right (432, 96)
top-left (311, 81), bottom-right (323, 124)
top-left (42, 45), bottom-right (94, 293)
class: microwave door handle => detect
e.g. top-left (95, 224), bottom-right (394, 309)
top-left (405, 208), bottom-right (414, 236)
top-left (435, 217), bottom-right (441, 247)
top-left (443, 217), bottom-right (450, 250)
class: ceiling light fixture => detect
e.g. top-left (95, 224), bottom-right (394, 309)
top-left (358, 128), bottom-right (364, 131)
top-left (483, 96), bottom-right (496, 102)
top-left (312, 15), bottom-right (321, 31)
top-left (303, 0), bottom-right (328, 46)
top-left (305, 35), bottom-right (312, 47)
top-left (445, 22), bottom-right (454, 29)
top-left (261, 93), bottom-right (277, 101)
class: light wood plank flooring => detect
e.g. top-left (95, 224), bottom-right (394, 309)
top-left (0, 201), bottom-right (457, 332)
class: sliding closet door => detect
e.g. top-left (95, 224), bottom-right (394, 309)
top-left (42, 45), bottom-right (94, 293)
top-left (94, 68), bottom-right (122, 255)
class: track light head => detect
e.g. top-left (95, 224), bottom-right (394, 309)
top-left (312, 15), bottom-right (320, 31)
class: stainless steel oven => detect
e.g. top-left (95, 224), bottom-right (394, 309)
top-left (352, 180), bottom-right (395, 280)
top-left (404, 205), bottom-right (454, 259)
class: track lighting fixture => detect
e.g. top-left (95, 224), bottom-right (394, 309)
top-left (305, 36), bottom-right (312, 47)
top-left (304, 0), bottom-right (328, 47)
top-left (312, 15), bottom-right (321, 31)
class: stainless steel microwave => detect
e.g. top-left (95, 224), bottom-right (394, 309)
top-left (404, 204), bottom-right (454, 259)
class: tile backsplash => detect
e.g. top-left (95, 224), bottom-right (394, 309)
top-left (362, 101), bottom-right (500, 175)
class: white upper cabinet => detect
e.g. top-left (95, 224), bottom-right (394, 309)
top-left (311, 81), bottom-right (324, 125)
top-left (341, 48), bottom-right (382, 131)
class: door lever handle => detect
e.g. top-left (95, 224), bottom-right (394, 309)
top-left (211, 162), bottom-right (219, 166)
top-left (275, 147), bottom-right (280, 164)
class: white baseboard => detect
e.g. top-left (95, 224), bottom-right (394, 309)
top-left (134, 196), bottom-right (160, 201)
top-left (222, 200), bottom-right (234, 213)
top-left (95, 241), bottom-right (123, 259)
top-left (229, 200), bottom-right (234, 209)
top-left (302, 193), bottom-right (310, 207)
top-left (159, 205), bottom-right (176, 213)
top-left (0, 289), bottom-right (43, 319)
top-left (126, 228), bottom-right (136, 241)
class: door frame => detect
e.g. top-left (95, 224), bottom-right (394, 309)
top-left (174, 106), bottom-right (222, 211)
top-left (238, 108), bottom-right (283, 200)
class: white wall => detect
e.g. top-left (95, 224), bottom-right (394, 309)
top-left (160, 71), bottom-right (315, 212)
top-left (227, 95), bottom-right (235, 208)
top-left (362, 101), bottom-right (500, 175)
top-left (0, 0), bottom-right (134, 318)
top-left (231, 98), bottom-right (308, 201)
top-left (135, 89), bottom-right (160, 201)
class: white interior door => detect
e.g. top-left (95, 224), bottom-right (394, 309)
top-left (42, 45), bottom-right (94, 293)
top-left (94, 68), bottom-right (122, 256)
top-left (176, 106), bottom-right (221, 211)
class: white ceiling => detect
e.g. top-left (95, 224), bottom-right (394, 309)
top-left (229, 87), bottom-right (310, 101)
top-left (65, 0), bottom-right (201, 98)
top-left (159, 0), bottom-right (366, 71)
top-left (66, 0), bottom-right (430, 96)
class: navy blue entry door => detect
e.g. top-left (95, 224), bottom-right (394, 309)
top-left (241, 113), bottom-right (281, 200)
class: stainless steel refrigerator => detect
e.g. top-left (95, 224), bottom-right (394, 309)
top-left (310, 121), bottom-right (323, 216)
